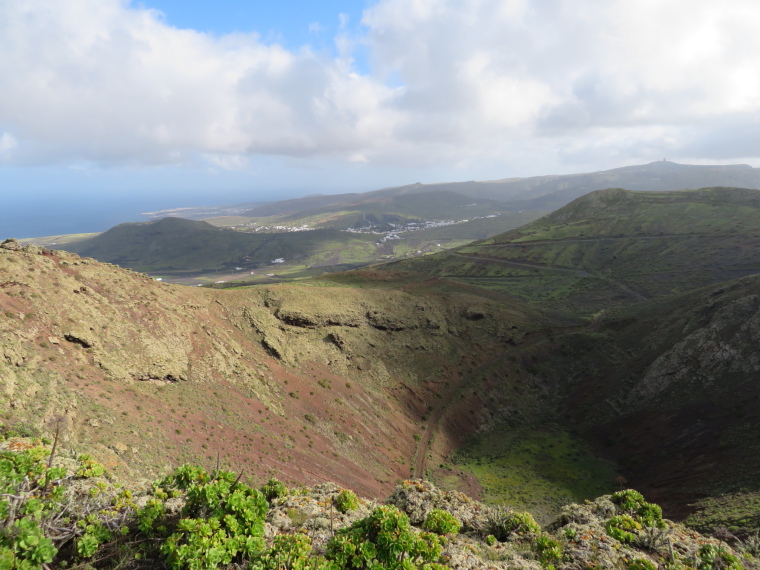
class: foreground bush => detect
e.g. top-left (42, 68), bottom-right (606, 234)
top-left (0, 445), bottom-right (755, 570)
top-left (0, 446), bottom-right (78, 568)
top-left (327, 505), bottom-right (446, 569)
top-left (152, 465), bottom-right (269, 569)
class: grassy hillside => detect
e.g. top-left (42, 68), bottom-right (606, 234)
top-left (385, 187), bottom-right (760, 315)
top-left (58, 216), bottom-right (380, 277)
top-left (549, 274), bottom-right (760, 523)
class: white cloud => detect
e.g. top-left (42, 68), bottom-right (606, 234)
top-left (0, 0), bottom-right (399, 167)
top-left (0, 132), bottom-right (17, 154)
top-left (0, 0), bottom-right (759, 173)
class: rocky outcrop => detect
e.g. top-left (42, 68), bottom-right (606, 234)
top-left (627, 292), bottom-right (760, 405)
top-left (264, 479), bottom-right (759, 570)
top-left (0, 238), bottom-right (22, 251)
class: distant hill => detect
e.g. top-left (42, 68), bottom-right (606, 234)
top-left (243, 189), bottom-right (509, 231)
top-left (239, 161), bottom-right (760, 228)
top-left (461, 161), bottom-right (760, 209)
top-left (384, 186), bottom-right (760, 314)
top-left (56, 209), bottom-right (544, 284)
top-left (52, 162), bottom-right (760, 283)
top-left (59, 216), bottom-right (380, 276)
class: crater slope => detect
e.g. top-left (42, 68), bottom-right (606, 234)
top-left (0, 239), bottom-right (546, 500)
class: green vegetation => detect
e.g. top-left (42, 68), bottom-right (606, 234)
top-left (485, 506), bottom-right (541, 541)
top-left (450, 425), bottom-right (618, 521)
top-left (605, 515), bottom-right (641, 543)
top-left (611, 489), bottom-right (664, 527)
top-left (334, 489), bottom-right (359, 513)
top-left (153, 465), bottom-right (268, 569)
top-left (76, 453), bottom-right (106, 478)
top-left (385, 187), bottom-right (760, 316)
top-left (422, 509), bottom-right (461, 535)
top-left (532, 534), bottom-right (563, 568)
top-left (260, 477), bottom-right (289, 503)
top-left (1, 442), bottom-right (756, 570)
top-left (326, 505), bottom-right (445, 570)
top-left (696, 544), bottom-right (744, 570)
top-left (685, 492), bottom-right (760, 536)
top-left (0, 446), bottom-right (61, 569)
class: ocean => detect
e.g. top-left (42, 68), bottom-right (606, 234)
top-left (0, 194), bottom-right (262, 240)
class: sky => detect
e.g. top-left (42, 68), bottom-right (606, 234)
top-left (2, 0), bottom-right (760, 236)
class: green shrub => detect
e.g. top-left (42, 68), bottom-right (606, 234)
top-left (260, 477), bottom-right (289, 503)
top-left (0, 518), bottom-right (57, 568)
top-left (637, 502), bottom-right (664, 527)
top-left (612, 489), bottom-right (647, 513)
top-left (422, 509), bottom-right (461, 535)
top-left (487, 506), bottom-right (541, 541)
top-left (697, 544), bottom-right (743, 570)
top-left (157, 466), bottom-right (269, 569)
top-left (533, 534), bottom-right (563, 568)
top-left (137, 499), bottom-right (167, 535)
top-left (76, 515), bottom-right (114, 558)
top-left (612, 489), bottom-right (664, 528)
top-left (326, 505), bottom-right (444, 569)
top-left (0, 448), bottom-right (63, 568)
top-left (3, 423), bottom-right (40, 439)
top-left (606, 515), bottom-right (642, 543)
top-left (250, 533), bottom-right (336, 570)
top-left (76, 454), bottom-right (106, 478)
top-left (334, 489), bottom-right (359, 513)
top-left (485, 534), bottom-right (497, 546)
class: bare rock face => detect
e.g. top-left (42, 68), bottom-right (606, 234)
top-left (64, 329), bottom-right (97, 349)
top-left (627, 293), bottom-right (760, 405)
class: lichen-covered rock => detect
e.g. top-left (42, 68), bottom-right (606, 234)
top-left (265, 483), bottom-right (373, 552)
top-left (386, 479), bottom-right (486, 530)
top-left (0, 238), bottom-right (22, 251)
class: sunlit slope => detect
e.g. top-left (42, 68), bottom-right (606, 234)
top-left (385, 187), bottom-right (760, 314)
top-left (0, 241), bottom-right (546, 497)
